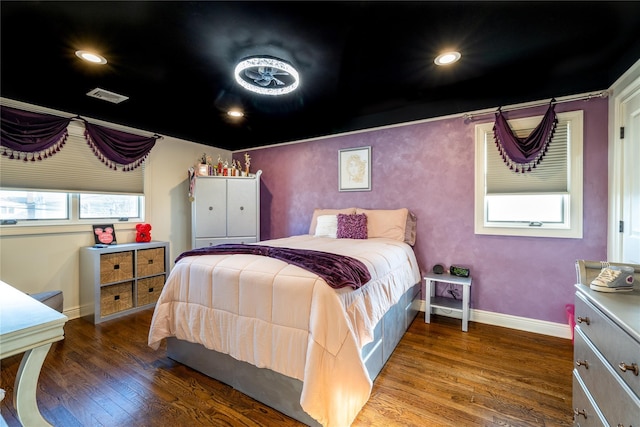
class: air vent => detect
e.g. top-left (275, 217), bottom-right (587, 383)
top-left (86, 88), bottom-right (129, 104)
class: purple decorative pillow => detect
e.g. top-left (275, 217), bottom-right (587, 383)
top-left (337, 213), bottom-right (368, 239)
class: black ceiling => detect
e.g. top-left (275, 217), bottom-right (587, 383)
top-left (2, 1), bottom-right (640, 151)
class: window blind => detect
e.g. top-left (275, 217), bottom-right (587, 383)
top-left (0, 120), bottom-right (144, 194)
top-left (486, 119), bottom-right (568, 194)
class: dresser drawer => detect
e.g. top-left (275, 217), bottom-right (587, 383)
top-left (100, 251), bottom-right (134, 284)
top-left (575, 292), bottom-right (640, 397)
top-left (137, 247), bottom-right (166, 277)
top-left (572, 370), bottom-right (606, 427)
top-left (573, 328), bottom-right (640, 426)
top-left (137, 275), bottom-right (165, 306)
top-left (100, 281), bottom-right (134, 317)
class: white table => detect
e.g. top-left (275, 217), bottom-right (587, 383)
top-left (0, 281), bottom-right (68, 426)
top-left (424, 272), bottom-right (472, 332)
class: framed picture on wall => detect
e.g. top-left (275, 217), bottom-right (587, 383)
top-left (93, 224), bottom-right (117, 245)
top-left (339, 146), bottom-right (371, 192)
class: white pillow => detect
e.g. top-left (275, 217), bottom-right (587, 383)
top-left (314, 214), bottom-right (338, 238)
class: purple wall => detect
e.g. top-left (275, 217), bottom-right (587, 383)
top-left (239, 98), bottom-right (608, 324)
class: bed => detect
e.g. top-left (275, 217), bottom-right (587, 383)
top-left (148, 208), bottom-right (422, 426)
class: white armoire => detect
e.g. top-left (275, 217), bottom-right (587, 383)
top-left (191, 170), bottom-right (262, 249)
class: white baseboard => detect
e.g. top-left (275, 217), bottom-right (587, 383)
top-left (63, 306), bottom-right (81, 320)
top-left (417, 300), bottom-right (572, 340)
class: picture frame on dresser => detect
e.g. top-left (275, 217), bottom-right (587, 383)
top-left (339, 146), bottom-right (371, 192)
top-left (92, 224), bottom-right (117, 245)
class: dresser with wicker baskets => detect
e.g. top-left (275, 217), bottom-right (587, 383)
top-left (80, 241), bottom-right (170, 324)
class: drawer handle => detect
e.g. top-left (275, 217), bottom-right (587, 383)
top-left (576, 316), bottom-right (590, 325)
top-left (576, 360), bottom-right (589, 369)
top-left (618, 362), bottom-right (639, 376)
top-left (573, 408), bottom-right (587, 419)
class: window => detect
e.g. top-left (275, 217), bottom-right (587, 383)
top-left (0, 190), bottom-right (143, 224)
top-left (0, 112), bottom-right (145, 227)
top-left (80, 194), bottom-right (141, 219)
top-left (0, 190), bottom-right (68, 221)
top-left (474, 110), bottom-right (583, 238)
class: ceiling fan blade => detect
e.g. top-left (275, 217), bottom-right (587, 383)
top-left (245, 70), bottom-right (262, 80)
top-left (273, 78), bottom-right (285, 86)
top-left (255, 79), bottom-right (271, 86)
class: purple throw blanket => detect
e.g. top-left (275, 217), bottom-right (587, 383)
top-left (175, 244), bottom-right (371, 289)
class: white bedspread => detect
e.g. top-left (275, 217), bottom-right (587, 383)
top-left (148, 235), bottom-right (421, 426)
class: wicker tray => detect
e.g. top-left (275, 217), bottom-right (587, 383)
top-left (575, 260), bottom-right (640, 288)
top-left (100, 251), bottom-right (134, 284)
top-left (100, 282), bottom-right (133, 317)
top-left (137, 247), bottom-right (166, 277)
top-left (137, 275), bottom-right (165, 306)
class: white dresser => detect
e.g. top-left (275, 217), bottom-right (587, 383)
top-left (191, 171), bottom-right (262, 249)
top-left (573, 283), bottom-right (640, 426)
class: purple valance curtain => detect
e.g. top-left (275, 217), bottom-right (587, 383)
top-left (84, 122), bottom-right (158, 171)
top-left (493, 102), bottom-right (558, 173)
top-left (1, 106), bottom-right (159, 171)
top-left (1, 106), bottom-right (71, 161)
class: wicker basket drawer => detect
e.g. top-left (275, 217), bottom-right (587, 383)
top-left (137, 275), bottom-right (165, 306)
top-left (137, 248), bottom-right (165, 277)
top-left (100, 282), bottom-right (133, 317)
top-left (100, 251), bottom-right (134, 284)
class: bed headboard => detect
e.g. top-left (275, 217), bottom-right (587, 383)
top-left (309, 207), bottom-right (417, 246)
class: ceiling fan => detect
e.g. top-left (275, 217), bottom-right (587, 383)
top-left (244, 67), bottom-right (289, 87)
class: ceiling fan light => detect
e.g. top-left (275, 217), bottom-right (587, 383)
top-left (75, 50), bottom-right (107, 65)
top-left (234, 56), bottom-right (299, 96)
top-left (434, 51), bottom-right (461, 66)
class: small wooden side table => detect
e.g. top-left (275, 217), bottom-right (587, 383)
top-left (424, 272), bottom-right (472, 332)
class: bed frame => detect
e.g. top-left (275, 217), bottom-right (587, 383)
top-left (166, 281), bottom-right (421, 426)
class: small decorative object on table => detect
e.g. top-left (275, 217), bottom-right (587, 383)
top-left (449, 265), bottom-right (470, 277)
top-left (217, 155), bottom-right (223, 175)
top-left (195, 153), bottom-right (213, 176)
top-left (93, 224), bottom-right (117, 245)
top-left (196, 163), bottom-right (209, 176)
top-left (136, 223), bottom-right (152, 242)
top-left (244, 152), bottom-right (251, 175)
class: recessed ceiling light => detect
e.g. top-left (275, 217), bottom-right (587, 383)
top-left (234, 56), bottom-right (299, 96)
top-left (434, 51), bottom-right (461, 66)
top-left (227, 109), bottom-right (244, 118)
top-left (75, 50), bottom-right (107, 65)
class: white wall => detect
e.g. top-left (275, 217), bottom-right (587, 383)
top-left (0, 124), bottom-right (229, 319)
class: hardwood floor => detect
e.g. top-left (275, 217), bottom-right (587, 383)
top-left (0, 310), bottom-right (574, 426)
